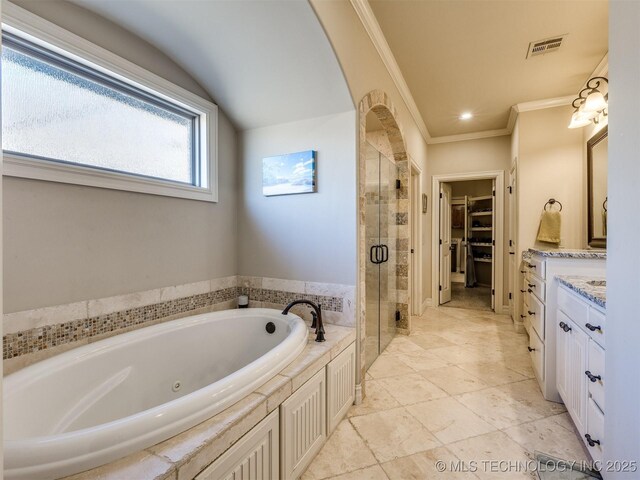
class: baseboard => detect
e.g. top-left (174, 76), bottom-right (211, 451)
top-left (421, 298), bottom-right (434, 312)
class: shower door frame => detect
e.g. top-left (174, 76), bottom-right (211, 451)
top-left (431, 170), bottom-right (505, 314)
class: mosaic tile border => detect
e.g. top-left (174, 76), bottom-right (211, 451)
top-left (3, 276), bottom-right (353, 362)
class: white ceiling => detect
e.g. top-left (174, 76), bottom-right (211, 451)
top-left (72, 0), bottom-right (353, 130)
top-left (368, 0), bottom-right (608, 138)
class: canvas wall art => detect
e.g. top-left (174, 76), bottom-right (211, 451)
top-left (263, 150), bottom-right (317, 196)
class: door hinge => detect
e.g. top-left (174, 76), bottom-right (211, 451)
top-left (492, 190), bottom-right (495, 197)
top-left (411, 248), bottom-right (415, 253)
top-left (508, 186), bottom-right (512, 194)
top-left (509, 239), bottom-right (513, 247)
top-left (439, 239), bottom-right (442, 245)
top-left (492, 289), bottom-right (495, 295)
top-left (509, 292), bottom-right (513, 300)
top-left (439, 285), bottom-right (442, 291)
top-left (396, 179), bottom-right (401, 190)
top-left (395, 310), bottom-right (401, 322)
top-left (440, 192), bottom-right (443, 199)
top-left (492, 239), bottom-right (495, 246)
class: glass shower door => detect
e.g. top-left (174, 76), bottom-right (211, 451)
top-left (364, 141), bottom-right (399, 371)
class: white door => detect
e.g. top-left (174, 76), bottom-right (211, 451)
top-left (439, 183), bottom-right (452, 304)
top-left (491, 181), bottom-right (496, 311)
top-left (508, 164), bottom-right (517, 319)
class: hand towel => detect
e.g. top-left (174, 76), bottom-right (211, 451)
top-left (537, 210), bottom-right (561, 244)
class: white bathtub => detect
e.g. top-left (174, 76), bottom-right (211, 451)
top-left (4, 308), bottom-right (308, 480)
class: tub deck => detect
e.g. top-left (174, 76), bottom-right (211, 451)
top-left (63, 324), bottom-right (356, 480)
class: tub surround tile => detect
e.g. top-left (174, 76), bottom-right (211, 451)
top-left (65, 450), bottom-right (176, 480)
top-left (70, 324), bottom-right (355, 480)
top-left (4, 301), bottom-right (88, 335)
top-left (254, 374), bottom-right (292, 413)
top-left (4, 276), bottom-right (353, 362)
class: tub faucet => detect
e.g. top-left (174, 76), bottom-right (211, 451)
top-left (282, 300), bottom-right (325, 342)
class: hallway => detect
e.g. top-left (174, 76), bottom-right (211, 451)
top-left (303, 307), bottom-right (590, 479)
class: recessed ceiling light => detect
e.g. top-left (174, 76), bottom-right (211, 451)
top-left (459, 112), bottom-right (473, 120)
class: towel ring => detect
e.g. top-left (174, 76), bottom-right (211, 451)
top-left (544, 198), bottom-right (563, 212)
top-left (603, 197), bottom-right (608, 212)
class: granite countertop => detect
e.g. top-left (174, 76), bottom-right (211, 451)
top-left (528, 248), bottom-right (607, 259)
top-left (556, 275), bottom-right (606, 309)
top-left (65, 323), bottom-right (356, 480)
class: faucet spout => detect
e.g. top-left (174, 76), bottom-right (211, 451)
top-left (282, 299), bottom-right (325, 342)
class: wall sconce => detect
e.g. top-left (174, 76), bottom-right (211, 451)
top-left (568, 76), bottom-right (608, 129)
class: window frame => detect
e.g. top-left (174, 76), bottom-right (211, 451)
top-left (1, 3), bottom-right (218, 202)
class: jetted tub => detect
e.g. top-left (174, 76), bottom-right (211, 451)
top-left (4, 308), bottom-right (308, 479)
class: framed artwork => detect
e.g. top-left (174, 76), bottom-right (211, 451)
top-left (263, 150), bottom-right (317, 196)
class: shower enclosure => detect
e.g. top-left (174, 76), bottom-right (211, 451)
top-left (365, 141), bottom-right (399, 370)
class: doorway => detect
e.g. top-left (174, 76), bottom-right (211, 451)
top-left (432, 171), bottom-right (505, 313)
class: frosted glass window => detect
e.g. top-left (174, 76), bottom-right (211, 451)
top-left (1, 34), bottom-right (198, 185)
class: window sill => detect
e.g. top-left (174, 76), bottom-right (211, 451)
top-left (3, 153), bottom-right (218, 202)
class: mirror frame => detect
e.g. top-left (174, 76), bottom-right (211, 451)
top-left (587, 125), bottom-right (608, 249)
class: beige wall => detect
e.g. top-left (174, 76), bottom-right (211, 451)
top-left (4, 1), bottom-right (238, 312)
top-left (310, 0), bottom-right (430, 309)
top-left (238, 111), bottom-right (357, 285)
top-left (425, 135), bottom-right (512, 307)
top-left (516, 106), bottom-right (585, 253)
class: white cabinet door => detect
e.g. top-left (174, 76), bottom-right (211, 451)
top-left (280, 369), bottom-right (326, 479)
top-left (327, 343), bottom-right (356, 434)
top-left (566, 319), bottom-right (589, 434)
top-left (196, 410), bottom-right (279, 480)
top-left (439, 183), bottom-right (452, 304)
top-left (556, 310), bottom-right (571, 403)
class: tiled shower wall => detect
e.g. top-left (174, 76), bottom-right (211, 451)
top-left (3, 276), bottom-right (355, 373)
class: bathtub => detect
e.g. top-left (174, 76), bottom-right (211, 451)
top-left (4, 308), bottom-right (308, 480)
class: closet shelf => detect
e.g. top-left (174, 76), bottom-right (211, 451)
top-left (470, 195), bottom-right (492, 201)
top-left (470, 211), bottom-right (492, 216)
top-left (474, 258), bottom-right (492, 263)
top-left (470, 243), bottom-right (492, 247)
top-left (471, 227), bottom-right (492, 231)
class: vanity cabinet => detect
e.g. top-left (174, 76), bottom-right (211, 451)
top-left (520, 252), bottom-right (605, 402)
top-left (556, 285), bottom-right (606, 463)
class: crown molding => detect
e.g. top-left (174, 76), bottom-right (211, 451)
top-left (427, 128), bottom-right (511, 145)
top-left (350, 0), bottom-right (431, 142)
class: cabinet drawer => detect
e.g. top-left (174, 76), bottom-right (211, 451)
top-left (527, 256), bottom-right (546, 280)
top-left (585, 398), bottom-right (604, 463)
top-left (525, 274), bottom-right (545, 302)
top-left (525, 291), bottom-right (546, 340)
top-left (587, 341), bottom-right (605, 412)
top-left (280, 369), bottom-right (326, 480)
top-left (586, 308), bottom-right (606, 348)
top-left (529, 329), bottom-right (544, 382)
top-left (558, 286), bottom-right (588, 323)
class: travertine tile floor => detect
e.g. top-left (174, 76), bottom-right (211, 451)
top-left (303, 306), bottom-right (590, 480)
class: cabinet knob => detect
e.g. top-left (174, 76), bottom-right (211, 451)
top-left (520, 289), bottom-right (527, 293)
top-left (520, 315), bottom-right (526, 319)
top-left (528, 310), bottom-right (535, 316)
top-left (585, 323), bottom-right (602, 332)
top-left (528, 346), bottom-right (536, 352)
top-left (585, 371), bottom-right (602, 383)
top-left (528, 283), bottom-right (535, 288)
top-left (585, 434), bottom-right (601, 447)
top-left (520, 270), bottom-right (526, 274)
top-left (528, 288), bottom-right (533, 293)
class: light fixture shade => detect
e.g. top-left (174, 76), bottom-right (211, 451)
top-left (583, 90), bottom-right (607, 112)
top-left (568, 111), bottom-right (591, 129)
top-left (578, 103), bottom-right (599, 120)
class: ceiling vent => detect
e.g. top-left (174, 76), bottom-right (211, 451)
top-left (526, 35), bottom-right (566, 58)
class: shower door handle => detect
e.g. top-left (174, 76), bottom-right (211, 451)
top-left (370, 245), bottom-right (383, 264)
top-left (380, 244), bottom-right (389, 263)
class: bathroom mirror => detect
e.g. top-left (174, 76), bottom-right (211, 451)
top-left (587, 125), bottom-right (608, 248)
